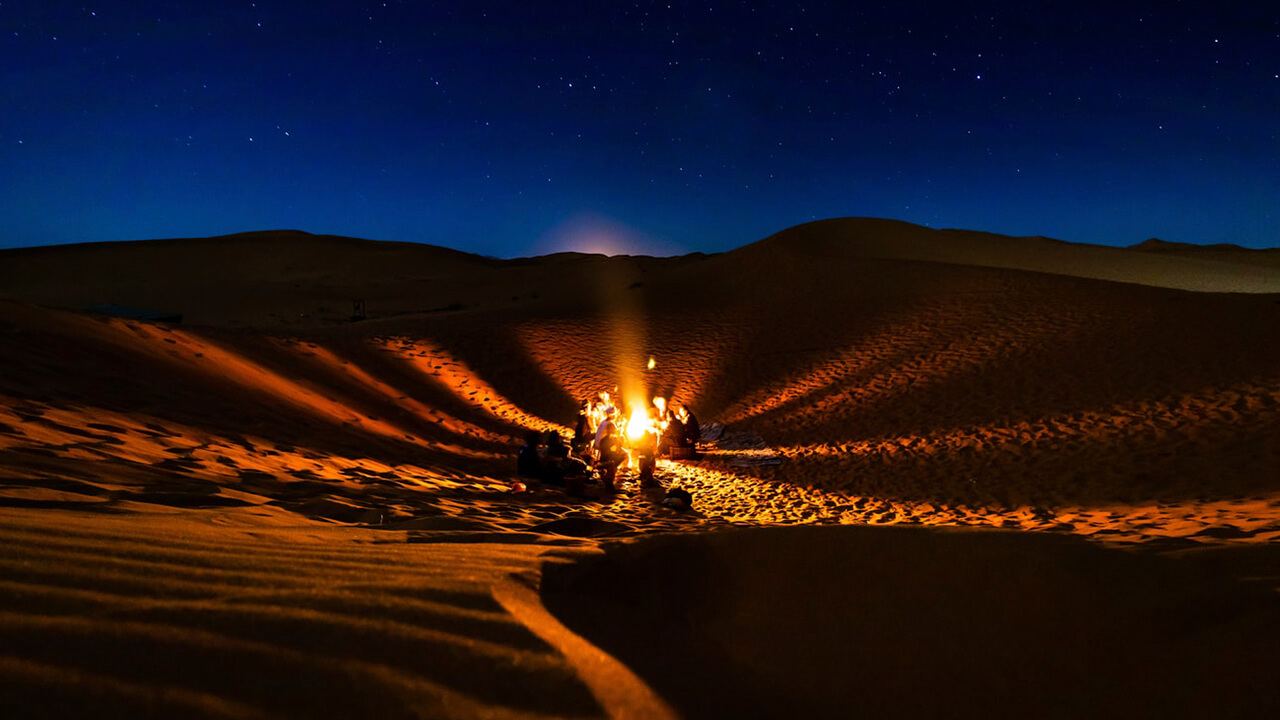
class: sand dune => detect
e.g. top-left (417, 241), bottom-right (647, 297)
top-left (747, 217), bottom-right (1280, 292)
top-left (545, 525), bottom-right (1280, 718)
top-left (2, 219), bottom-right (1279, 717)
top-left (1130, 237), bottom-right (1280, 270)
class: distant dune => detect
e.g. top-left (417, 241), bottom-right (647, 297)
top-left (744, 217), bottom-right (1280, 292)
top-left (2, 218), bottom-right (1279, 718)
top-left (1129, 236), bottom-right (1280, 270)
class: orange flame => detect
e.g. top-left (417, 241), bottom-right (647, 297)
top-left (625, 403), bottom-right (650, 441)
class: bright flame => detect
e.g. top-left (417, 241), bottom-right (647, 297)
top-left (625, 404), bottom-right (650, 441)
top-left (647, 356), bottom-right (656, 370)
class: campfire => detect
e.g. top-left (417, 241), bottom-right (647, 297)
top-left (518, 353), bottom-right (702, 494)
top-left (580, 391), bottom-right (700, 466)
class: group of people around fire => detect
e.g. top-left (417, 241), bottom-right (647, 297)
top-left (517, 390), bottom-right (700, 495)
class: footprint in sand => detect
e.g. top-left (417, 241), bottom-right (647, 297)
top-left (120, 491), bottom-right (256, 508)
top-left (222, 434), bottom-right (257, 452)
top-left (141, 422), bottom-right (180, 437)
top-left (1192, 525), bottom-right (1257, 540)
top-left (152, 457), bottom-right (205, 474)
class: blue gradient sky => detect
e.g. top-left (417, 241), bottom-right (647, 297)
top-left (3, 2), bottom-right (1277, 256)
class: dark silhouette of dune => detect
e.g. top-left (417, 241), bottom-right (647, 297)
top-left (737, 217), bottom-right (1280, 292)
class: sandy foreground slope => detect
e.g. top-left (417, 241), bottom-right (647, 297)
top-left (2, 219), bottom-right (1279, 718)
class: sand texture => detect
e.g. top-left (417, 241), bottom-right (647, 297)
top-left (2, 218), bottom-right (1279, 718)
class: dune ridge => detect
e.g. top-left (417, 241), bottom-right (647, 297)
top-left (746, 217), bottom-right (1280, 292)
top-left (3, 218), bottom-right (1280, 717)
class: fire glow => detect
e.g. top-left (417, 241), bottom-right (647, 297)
top-left (625, 404), bottom-right (650, 441)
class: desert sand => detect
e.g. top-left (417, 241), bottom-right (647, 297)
top-left (2, 217), bottom-right (1279, 718)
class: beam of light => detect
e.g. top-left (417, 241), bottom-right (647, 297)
top-left (719, 294), bottom-right (1091, 434)
top-left (714, 307), bottom-right (935, 425)
top-left (517, 315), bottom-right (743, 419)
top-left (9, 310), bottom-right (507, 470)
top-left (534, 215), bottom-right (687, 417)
top-left (566, 236), bottom-right (650, 416)
top-left (602, 299), bottom-right (646, 417)
top-left (117, 322), bottom-right (510, 455)
top-left (286, 341), bottom-right (516, 446)
top-left (382, 338), bottom-right (568, 435)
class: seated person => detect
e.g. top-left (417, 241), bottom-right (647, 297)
top-left (592, 408), bottom-right (619, 459)
top-left (594, 425), bottom-right (626, 492)
top-left (677, 405), bottom-right (701, 448)
top-left (659, 412), bottom-right (683, 456)
top-left (546, 430), bottom-right (570, 460)
top-left (517, 430), bottom-right (543, 479)
top-left (634, 428), bottom-right (660, 488)
top-left (571, 401), bottom-right (591, 454)
top-left (541, 431), bottom-right (589, 489)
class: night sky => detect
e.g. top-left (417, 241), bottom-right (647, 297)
top-left (3, 2), bottom-right (1278, 256)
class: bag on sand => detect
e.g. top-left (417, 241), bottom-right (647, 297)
top-left (661, 487), bottom-right (693, 511)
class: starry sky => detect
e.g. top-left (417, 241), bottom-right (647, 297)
top-left (3, 2), bottom-right (1278, 256)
